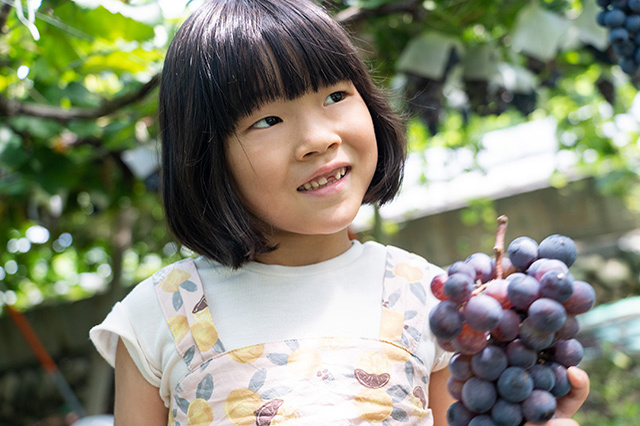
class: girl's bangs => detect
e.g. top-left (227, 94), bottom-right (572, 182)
top-left (218, 9), bottom-right (361, 122)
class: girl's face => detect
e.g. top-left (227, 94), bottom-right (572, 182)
top-left (226, 81), bottom-right (378, 253)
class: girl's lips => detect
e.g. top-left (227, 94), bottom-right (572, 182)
top-left (297, 166), bottom-right (349, 191)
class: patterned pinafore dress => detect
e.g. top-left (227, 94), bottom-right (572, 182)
top-left (153, 246), bottom-right (437, 425)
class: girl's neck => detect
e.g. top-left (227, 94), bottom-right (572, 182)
top-left (255, 229), bottom-right (353, 267)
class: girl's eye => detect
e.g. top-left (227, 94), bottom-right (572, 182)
top-left (252, 116), bottom-right (282, 129)
top-left (325, 91), bottom-right (346, 105)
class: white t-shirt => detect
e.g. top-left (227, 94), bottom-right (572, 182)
top-left (90, 240), bottom-right (450, 407)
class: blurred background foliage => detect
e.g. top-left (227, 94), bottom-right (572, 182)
top-left (4, 0), bottom-right (640, 310)
top-left (2, 0), bottom-right (640, 423)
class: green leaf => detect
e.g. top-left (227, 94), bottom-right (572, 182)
top-left (54, 4), bottom-right (155, 43)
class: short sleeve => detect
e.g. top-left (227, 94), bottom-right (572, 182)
top-left (90, 279), bottom-right (165, 389)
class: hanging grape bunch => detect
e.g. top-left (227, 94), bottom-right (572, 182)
top-left (429, 216), bottom-right (596, 425)
top-left (596, 0), bottom-right (640, 75)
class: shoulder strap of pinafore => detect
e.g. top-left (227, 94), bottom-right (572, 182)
top-left (379, 245), bottom-right (434, 356)
top-left (153, 259), bottom-right (225, 369)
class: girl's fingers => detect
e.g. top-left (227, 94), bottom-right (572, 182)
top-left (555, 366), bottom-right (590, 418)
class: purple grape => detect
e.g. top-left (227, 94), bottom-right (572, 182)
top-left (471, 345), bottom-right (508, 381)
top-left (444, 273), bottom-right (475, 305)
top-left (507, 274), bottom-right (540, 309)
top-left (448, 376), bottom-right (465, 400)
top-left (613, 39), bottom-right (635, 56)
top-left (462, 377), bottom-right (497, 413)
top-left (596, 10), bottom-right (607, 27)
top-left (437, 338), bottom-right (456, 352)
top-left (519, 318), bottom-right (555, 350)
top-left (507, 236), bottom-right (539, 271)
top-left (505, 339), bottom-right (537, 369)
top-left (619, 57), bottom-right (639, 75)
top-left (538, 234), bottom-right (577, 267)
top-left (604, 9), bottom-right (627, 28)
top-left (453, 324), bottom-right (489, 355)
top-left (611, 0), bottom-right (628, 7)
top-left (496, 367), bottom-right (534, 403)
top-left (631, 0), bottom-right (640, 13)
top-left (429, 300), bottom-right (463, 340)
top-left (449, 353), bottom-right (474, 381)
top-left (562, 280), bottom-right (596, 314)
top-left (448, 261), bottom-right (477, 280)
top-left (431, 272), bottom-right (449, 301)
top-left (528, 298), bottom-right (567, 333)
top-left (626, 14), bottom-right (640, 33)
top-left (491, 257), bottom-right (516, 279)
top-left (491, 399), bottom-right (522, 426)
top-left (447, 401), bottom-right (475, 426)
top-left (596, 0), bottom-right (610, 7)
top-left (465, 252), bottom-right (494, 283)
top-left (556, 315), bottom-right (579, 340)
top-left (548, 362), bottom-right (572, 398)
top-left (530, 364), bottom-right (556, 392)
top-left (527, 258), bottom-right (568, 281)
top-left (539, 270), bottom-right (574, 303)
top-left (522, 390), bottom-right (557, 423)
top-left (463, 294), bottom-right (504, 332)
top-left (491, 308), bottom-right (520, 342)
top-left (469, 415), bottom-right (498, 426)
top-left (550, 338), bottom-right (584, 367)
top-left (610, 27), bottom-right (630, 44)
top-left (485, 279), bottom-right (512, 309)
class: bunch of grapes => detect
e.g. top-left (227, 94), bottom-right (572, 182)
top-left (429, 216), bottom-right (596, 425)
top-left (595, 0), bottom-right (640, 75)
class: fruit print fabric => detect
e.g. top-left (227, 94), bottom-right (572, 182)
top-left (154, 247), bottom-right (437, 425)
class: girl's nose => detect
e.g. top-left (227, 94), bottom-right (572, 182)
top-left (296, 120), bottom-right (342, 160)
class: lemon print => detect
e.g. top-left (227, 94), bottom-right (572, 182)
top-left (167, 315), bottom-right (189, 343)
top-left (187, 398), bottom-right (214, 425)
top-left (355, 352), bottom-right (391, 376)
top-left (354, 388), bottom-right (393, 422)
top-left (191, 307), bottom-right (219, 352)
top-left (408, 393), bottom-right (427, 419)
top-left (225, 388), bottom-right (263, 425)
top-left (159, 269), bottom-right (191, 292)
top-left (229, 344), bottom-right (265, 364)
top-left (382, 342), bottom-right (411, 364)
top-left (287, 348), bottom-right (322, 378)
top-left (392, 262), bottom-right (423, 283)
top-left (191, 320), bottom-right (219, 352)
top-left (380, 307), bottom-right (404, 341)
top-left (168, 408), bottom-right (175, 426)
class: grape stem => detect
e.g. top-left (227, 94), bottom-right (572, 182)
top-left (493, 215), bottom-right (509, 280)
top-left (472, 215), bottom-right (508, 296)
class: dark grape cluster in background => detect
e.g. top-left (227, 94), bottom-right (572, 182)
top-left (429, 232), bottom-right (596, 425)
top-left (596, 0), bottom-right (640, 75)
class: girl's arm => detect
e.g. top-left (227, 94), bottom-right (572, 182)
top-left (428, 367), bottom-right (456, 426)
top-left (114, 338), bottom-right (168, 425)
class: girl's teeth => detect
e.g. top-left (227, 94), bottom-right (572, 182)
top-left (300, 167), bottom-right (347, 191)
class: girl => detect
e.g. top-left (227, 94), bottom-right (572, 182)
top-left (90, 0), bottom-right (588, 424)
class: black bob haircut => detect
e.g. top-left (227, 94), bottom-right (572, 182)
top-left (159, 0), bottom-right (406, 268)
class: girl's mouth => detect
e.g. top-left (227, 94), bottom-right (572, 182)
top-left (297, 167), bottom-right (348, 192)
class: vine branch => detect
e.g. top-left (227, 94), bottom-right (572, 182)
top-left (0, 73), bottom-right (160, 122)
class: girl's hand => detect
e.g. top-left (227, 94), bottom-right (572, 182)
top-left (524, 366), bottom-right (590, 426)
